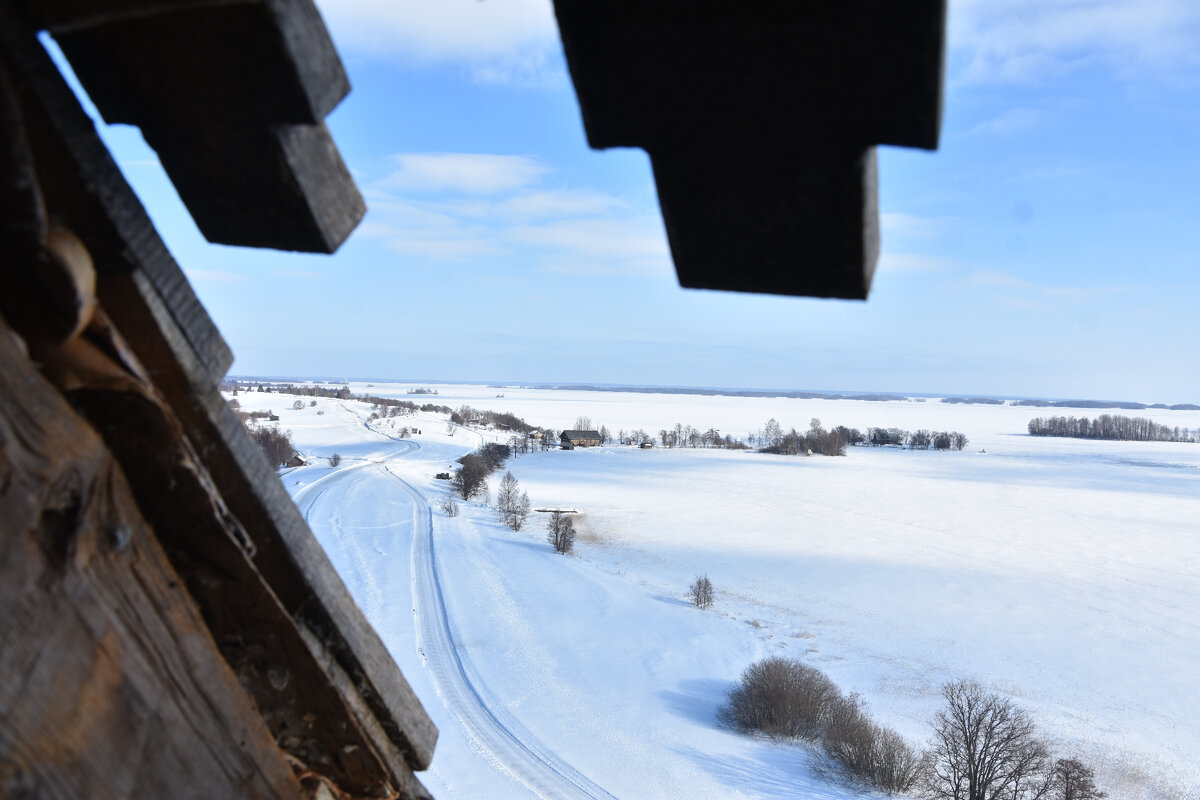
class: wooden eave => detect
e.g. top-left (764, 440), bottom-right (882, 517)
top-left (552, 0), bottom-right (947, 300)
top-left (0, 1), bottom-right (435, 797)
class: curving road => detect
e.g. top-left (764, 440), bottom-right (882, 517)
top-left (295, 448), bottom-right (617, 800)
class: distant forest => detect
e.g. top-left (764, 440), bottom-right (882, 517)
top-left (1028, 415), bottom-right (1198, 443)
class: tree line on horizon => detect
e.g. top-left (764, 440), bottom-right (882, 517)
top-left (1028, 414), bottom-right (1197, 443)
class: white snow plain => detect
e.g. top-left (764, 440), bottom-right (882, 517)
top-left (231, 383), bottom-right (1200, 800)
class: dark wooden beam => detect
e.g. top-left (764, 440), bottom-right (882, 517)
top-left (43, 0), bottom-right (364, 252)
top-left (0, 315), bottom-right (303, 800)
top-left (553, 0), bottom-right (946, 299)
top-left (2, 3), bottom-right (437, 789)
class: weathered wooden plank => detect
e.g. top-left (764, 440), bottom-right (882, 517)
top-left (28, 0), bottom-right (348, 124)
top-left (0, 3), bottom-right (233, 383)
top-left (49, 0), bottom-right (363, 252)
top-left (66, 378), bottom-right (407, 798)
top-left (1, 3), bottom-right (438, 776)
top-left (552, 0), bottom-right (944, 299)
top-left (137, 118), bottom-right (365, 253)
top-left (0, 314), bottom-right (302, 800)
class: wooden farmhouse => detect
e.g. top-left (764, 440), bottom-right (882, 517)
top-left (1, 0), bottom-right (946, 797)
top-left (560, 430), bottom-right (603, 448)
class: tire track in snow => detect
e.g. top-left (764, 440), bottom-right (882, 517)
top-left (380, 467), bottom-right (619, 800)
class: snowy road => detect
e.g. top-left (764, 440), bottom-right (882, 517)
top-left (296, 447), bottom-right (617, 800)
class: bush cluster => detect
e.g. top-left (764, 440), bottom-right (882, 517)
top-left (248, 425), bottom-right (294, 468)
top-left (720, 656), bottom-right (922, 794)
top-left (688, 574), bottom-right (714, 609)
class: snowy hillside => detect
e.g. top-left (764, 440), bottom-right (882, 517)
top-left (227, 383), bottom-right (1200, 800)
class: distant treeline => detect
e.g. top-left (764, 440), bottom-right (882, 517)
top-left (1016, 399), bottom-right (1200, 411)
top-left (450, 404), bottom-right (536, 434)
top-left (539, 384), bottom-right (911, 402)
top-left (941, 397), bottom-right (1005, 405)
top-left (222, 380), bottom-right (454, 415)
top-left (1028, 415), bottom-right (1198, 443)
top-left (639, 423), bottom-right (749, 450)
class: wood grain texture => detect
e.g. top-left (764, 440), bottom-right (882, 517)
top-left (0, 315), bottom-right (302, 800)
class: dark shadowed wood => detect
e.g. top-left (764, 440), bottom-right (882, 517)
top-left (0, 316), bottom-right (302, 800)
top-left (0, 4), bottom-right (233, 383)
top-left (552, 0), bottom-right (945, 299)
top-left (1, 2), bottom-right (437, 775)
top-left (47, 0), bottom-right (364, 253)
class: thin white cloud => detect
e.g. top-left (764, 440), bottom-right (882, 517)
top-left (969, 270), bottom-right (1126, 301)
top-left (950, 0), bottom-right (1200, 84)
top-left (877, 252), bottom-right (957, 274)
top-left (381, 235), bottom-right (504, 261)
top-left (967, 107), bottom-right (1043, 136)
top-left (185, 269), bottom-right (246, 283)
top-left (271, 270), bottom-right (323, 279)
top-left (509, 218), bottom-right (670, 262)
top-left (880, 212), bottom-right (951, 240)
top-left (377, 153), bottom-right (550, 195)
top-left (357, 153), bottom-right (668, 275)
top-left (314, 0), bottom-right (562, 85)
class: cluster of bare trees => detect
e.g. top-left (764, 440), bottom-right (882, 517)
top-left (654, 422), bottom-right (749, 450)
top-left (865, 427), bottom-right (969, 451)
top-left (248, 425), bottom-right (294, 468)
top-left (451, 404), bottom-right (537, 434)
top-left (546, 511), bottom-right (576, 554)
top-left (451, 443), bottom-right (513, 501)
top-left (687, 575), bottom-right (714, 609)
top-left (1028, 414), bottom-right (1197, 443)
top-left (723, 669), bottom-right (1105, 800)
top-left (927, 681), bottom-right (1105, 800)
top-left (496, 472), bottom-right (531, 531)
top-left (754, 418), bottom-right (848, 456)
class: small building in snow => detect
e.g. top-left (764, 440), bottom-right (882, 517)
top-left (560, 430), bottom-right (602, 449)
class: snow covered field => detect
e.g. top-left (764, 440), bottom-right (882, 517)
top-left (230, 383), bottom-right (1200, 800)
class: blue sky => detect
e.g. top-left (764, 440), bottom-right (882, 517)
top-left (62, 1), bottom-right (1200, 401)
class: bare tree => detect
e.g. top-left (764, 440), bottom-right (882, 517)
top-left (511, 491), bottom-right (530, 531)
top-left (926, 680), bottom-right (1053, 800)
top-left (497, 471), bottom-right (519, 519)
top-left (452, 454), bottom-right (489, 500)
top-left (439, 494), bottom-right (459, 517)
top-left (687, 574), bottom-right (714, 609)
top-left (1051, 759), bottom-right (1105, 800)
top-left (496, 472), bottom-right (530, 530)
top-left (292, 399), bottom-right (305, 410)
top-left (546, 511), bottom-right (576, 554)
top-left (574, 416), bottom-right (592, 431)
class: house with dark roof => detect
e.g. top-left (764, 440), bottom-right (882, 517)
top-left (560, 430), bottom-right (602, 449)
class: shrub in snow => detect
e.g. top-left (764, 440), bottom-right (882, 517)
top-left (822, 692), bottom-right (922, 794)
top-left (721, 656), bottom-right (840, 740)
top-left (440, 494), bottom-right (459, 517)
top-left (688, 574), bottom-right (714, 609)
top-left (723, 657), bottom-right (923, 794)
top-left (329, 453), bottom-right (341, 467)
top-left (546, 511), bottom-right (576, 554)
